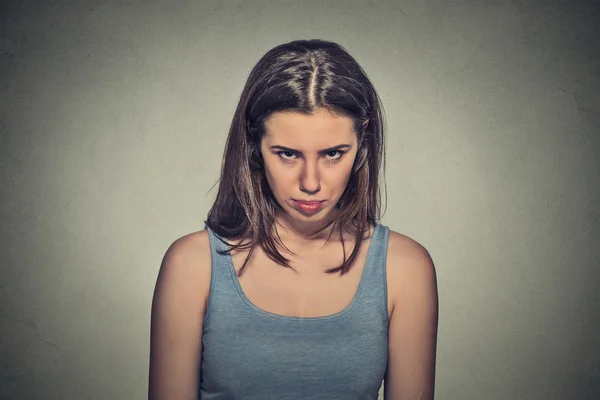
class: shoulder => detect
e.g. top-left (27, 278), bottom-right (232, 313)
top-left (382, 229), bottom-right (438, 399)
top-left (161, 230), bottom-right (211, 270)
top-left (153, 230), bottom-right (212, 310)
top-left (149, 230), bottom-right (212, 398)
top-left (385, 229), bottom-right (438, 314)
top-left (385, 229), bottom-right (434, 270)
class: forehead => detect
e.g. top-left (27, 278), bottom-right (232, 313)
top-left (263, 109), bottom-right (356, 146)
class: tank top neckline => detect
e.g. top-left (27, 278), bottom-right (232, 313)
top-left (223, 223), bottom-right (382, 322)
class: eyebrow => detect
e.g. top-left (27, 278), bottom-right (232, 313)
top-left (269, 144), bottom-right (352, 154)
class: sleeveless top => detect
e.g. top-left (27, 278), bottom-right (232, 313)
top-left (200, 223), bottom-right (390, 400)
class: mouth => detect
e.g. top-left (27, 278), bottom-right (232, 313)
top-left (292, 200), bottom-right (325, 214)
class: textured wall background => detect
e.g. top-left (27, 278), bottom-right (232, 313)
top-left (1, 1), bottom-right (599, 399)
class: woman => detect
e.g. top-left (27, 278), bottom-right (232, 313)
top-left (149, 39), bottom-right (438, 400)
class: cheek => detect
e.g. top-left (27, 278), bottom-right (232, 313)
top-left (334, 153), bottom-right (357, 180)
top-left (318, 160), bottom-right (355, 190)
top-left (262, 160), bottom-right (288, 191)
top-left (265, 173), bottom-right (277, 192)
top-left (326, 168), bottom-right (353, 190)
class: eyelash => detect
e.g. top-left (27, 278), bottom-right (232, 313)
top-left (277, 150), bottom-right (345, 163)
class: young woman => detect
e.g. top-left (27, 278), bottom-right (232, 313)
top-left (149, 39), bottom-right (438, 400)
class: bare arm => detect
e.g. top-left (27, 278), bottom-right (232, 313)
top-left (148, 231), bottom-right (211, 400)
top-left (384, 232), bottom-right (439, 400)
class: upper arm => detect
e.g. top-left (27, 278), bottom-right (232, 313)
top-left (148, 230), bottom-right (212, 400)
top-left (384, 232), bottom-right (439, 400)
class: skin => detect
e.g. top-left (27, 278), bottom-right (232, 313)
top-left (148, 108), bottom-right (438, 399)
top-left (260, 108), bottom-right (359, 247)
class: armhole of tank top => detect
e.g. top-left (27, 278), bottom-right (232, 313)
top-left (202, 227), bottom-right (218, 327)
top-left (381, 225), bottom-right (391, 323)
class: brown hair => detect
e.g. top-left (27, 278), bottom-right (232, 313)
top-left (204, 39), bottom-right (387, 276)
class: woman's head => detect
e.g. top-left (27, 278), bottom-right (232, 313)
top-left (260, 108), bottom-right (359, 235)
top-left (205, 39), bottom-right (386, 275)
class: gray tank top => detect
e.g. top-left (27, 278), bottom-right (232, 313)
top-left (200, 223), bottom-right (390, 399)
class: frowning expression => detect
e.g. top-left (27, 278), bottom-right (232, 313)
top-left (260, 108), bottom-right (358, 220)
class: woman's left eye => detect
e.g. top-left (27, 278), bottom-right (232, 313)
top-left (326, 150), bottom-right (344, 160)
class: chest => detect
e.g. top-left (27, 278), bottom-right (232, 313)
top-left (201, 315), bottom-right (388, 399)
top-left (228, 236), bottom-right (392, 320)
top-left (235, 253), bottom-right (361, 318)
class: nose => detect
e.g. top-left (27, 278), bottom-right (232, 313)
top-left (299, 159), bottom-right (321, 194)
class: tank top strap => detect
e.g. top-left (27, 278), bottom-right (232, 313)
top-left (204, 225), bottom-right (234, 279)
top-left (203, 225), bottom-right (240, 325)
top-left (355, 222), bottom-right (390, 321)
top-left (365, 222), bottom-right (390, 283)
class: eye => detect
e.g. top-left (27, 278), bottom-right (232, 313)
top-left (325, 150), bottom-right (344, 161)
top-left (277, 151), bottom-right (297, 161)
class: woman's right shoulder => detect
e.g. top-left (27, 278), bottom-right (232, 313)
top-left (162, 229), bottom-right (211, 267)
top-left (149, 231), bottom-right (212, 397)
top-left (154, 230), bottom-right (212, 305)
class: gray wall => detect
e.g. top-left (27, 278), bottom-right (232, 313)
top-left (1, 0), bottom-right (599, 399)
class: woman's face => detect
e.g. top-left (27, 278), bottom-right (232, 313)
top-left (260, 108), bottom-right (358, 229)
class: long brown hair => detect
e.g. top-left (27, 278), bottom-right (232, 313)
top-left (204, 39), bottom-right (387, 276)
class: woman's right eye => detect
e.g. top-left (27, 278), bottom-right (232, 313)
top-left (277, 151), bottom-right (296, 160)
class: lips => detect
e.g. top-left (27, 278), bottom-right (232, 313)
top-left (293, 200), bottom-right (325, 213)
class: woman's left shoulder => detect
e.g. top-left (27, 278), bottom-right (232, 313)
top-left (383, 228), bottom-right (437, 296)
